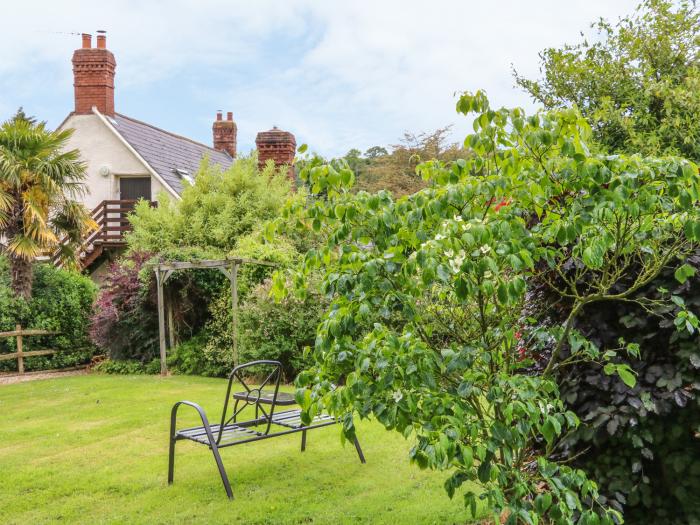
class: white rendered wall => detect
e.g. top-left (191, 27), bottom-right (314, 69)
top-left (59, 114), bottom-right (169, 211)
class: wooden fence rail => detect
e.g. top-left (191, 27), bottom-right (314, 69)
top-left (0, 325), bottom-right (59, 374)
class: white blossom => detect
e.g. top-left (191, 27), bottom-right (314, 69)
top-left (449, 250), bottom-right (466, 273)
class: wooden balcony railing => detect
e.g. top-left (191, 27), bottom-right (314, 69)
top-left (52, 199), bottom-right (155, 268)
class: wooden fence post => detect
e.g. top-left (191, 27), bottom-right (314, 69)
top-left (15, 324), bottom-right (23, 374)
top-left (0, 326), bottom-right (60, 374)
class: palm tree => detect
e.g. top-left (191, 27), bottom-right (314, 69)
top-left (0, 109), bottom-right (95, 299)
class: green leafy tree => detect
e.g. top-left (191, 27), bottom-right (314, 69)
top-left (271, 91), bottom-right (700, 523)
top-left (364, 146), bottom-right (388, 159)
top-left (515, 0), bottom-right (700, 161)
top-left (0, 110), bottom-right (95, 298)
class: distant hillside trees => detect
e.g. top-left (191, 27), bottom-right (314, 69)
top-left (343, 126), bottom-right (469, 197)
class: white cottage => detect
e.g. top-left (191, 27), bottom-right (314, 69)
top-left (56, 32), bottom-right (297, 273)
top-left (57, 32), bottom-right (236, 271)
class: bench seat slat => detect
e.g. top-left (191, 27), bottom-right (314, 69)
top-left (177, 424), bottom-right (263, 445)
top-left (175, 409), bottom-right (337, 446)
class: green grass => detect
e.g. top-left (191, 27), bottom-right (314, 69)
top-left (0, 374), bottom-right (477, 524)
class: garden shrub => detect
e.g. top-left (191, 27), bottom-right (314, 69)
top-left (0, 257), bottom-right (97, 372)
top-left (540, 257), bottom-right (700, 523)
top-left (90, 251), bottom-right (159, 363)
top-left (167, 333), bottom-right (217, 376)
top-left (239, 279), bottom-right (327, 381)
top-left (126, 155), bottom-right (290, 255)
top-left (195, 278), bottom-right (326, 380)
top-left (195, 235), bottom-right (314, 379)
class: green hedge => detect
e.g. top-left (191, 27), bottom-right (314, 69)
top-left (0, 257), bottom-right (98, 372)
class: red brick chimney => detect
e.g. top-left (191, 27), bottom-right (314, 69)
top-left (255, 127), bottom-right (297, 182)
top-left (212, 110), bottom-right (237, 158)
top-left (72, 31), bottom-right (116, 116)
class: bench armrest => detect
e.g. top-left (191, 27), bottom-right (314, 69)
top-left (170, 400), bottom-right (218, 445)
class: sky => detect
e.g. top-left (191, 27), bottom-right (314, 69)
top-left (0, 0), bottom-right (641, 157)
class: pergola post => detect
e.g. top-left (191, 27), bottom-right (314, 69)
top-left (155, 267), bottom-right (167, 376)
top-left (231, 262), bottom-right (240, 368)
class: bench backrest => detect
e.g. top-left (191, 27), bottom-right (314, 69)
top-left (218, 360), bottom-right (283, 440)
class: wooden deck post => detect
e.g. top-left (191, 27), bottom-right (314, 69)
top-left (15, 324), bottom-right (23, 374)
top-left (155, 267), bottom-right (167, 376)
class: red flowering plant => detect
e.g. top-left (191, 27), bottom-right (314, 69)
top-left (89, 251), bottom-right (159, 362)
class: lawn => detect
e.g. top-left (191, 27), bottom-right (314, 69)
top-left (0, 374), bottom-right (478, 524)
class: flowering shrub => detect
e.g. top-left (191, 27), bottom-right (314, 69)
top-left (272, 91), bottom-right (700, 523)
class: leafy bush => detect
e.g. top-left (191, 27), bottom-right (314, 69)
top-left (126, 155), bottom-right (291, 255)
top-left (274, 91), bottom-right (700, 523)
top-left (189, 235), bottom-right (312, 379)
top-left (0, 257), bottom-right (97, 372)
top-left (167, 334), bottom-right (216, 376)
top-left (239, 280), bottom-right (327, 380)
top-left (542, 257), bottom-right (700, 523)
top-left (90, 248), bottom-right (228, 363)
top-left (191, 279), bottom-right (326, 380)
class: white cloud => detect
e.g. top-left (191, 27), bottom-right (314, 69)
top-left (0, 0), bottom-right (640, 156)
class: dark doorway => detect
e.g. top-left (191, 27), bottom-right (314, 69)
top-left (119, 177), bottom-right (152, 201)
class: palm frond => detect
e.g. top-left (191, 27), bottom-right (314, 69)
top-left (0, 116), bottom-right (90, 263)
top-left (6, 234), bottom-right (41, 260)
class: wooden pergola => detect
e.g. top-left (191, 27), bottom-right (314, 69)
top-left (153, 257), bottom-right (275, 376)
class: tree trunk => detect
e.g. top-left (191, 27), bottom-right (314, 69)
top-left (10, 253), bottom-right (33, 300)
top-left (5, 197), bottom-right (33, 300)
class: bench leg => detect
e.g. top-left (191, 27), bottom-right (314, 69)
top-left (301, 430), bottom-right (307, 452)
top-left (210, 443), bottom-right (234, 500)
top-left (168, 436), bottom-right (176, 484)
top-left (352, 435), bottom-right (366, 464)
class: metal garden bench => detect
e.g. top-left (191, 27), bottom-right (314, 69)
top-left (168, 360), bottom-right (366, 499)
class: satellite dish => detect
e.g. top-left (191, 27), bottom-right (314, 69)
top-left (99, 165), bottom-right (111, 178)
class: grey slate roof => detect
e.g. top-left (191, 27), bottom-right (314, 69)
top-left (109, 113), bottom-right (234, 195)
